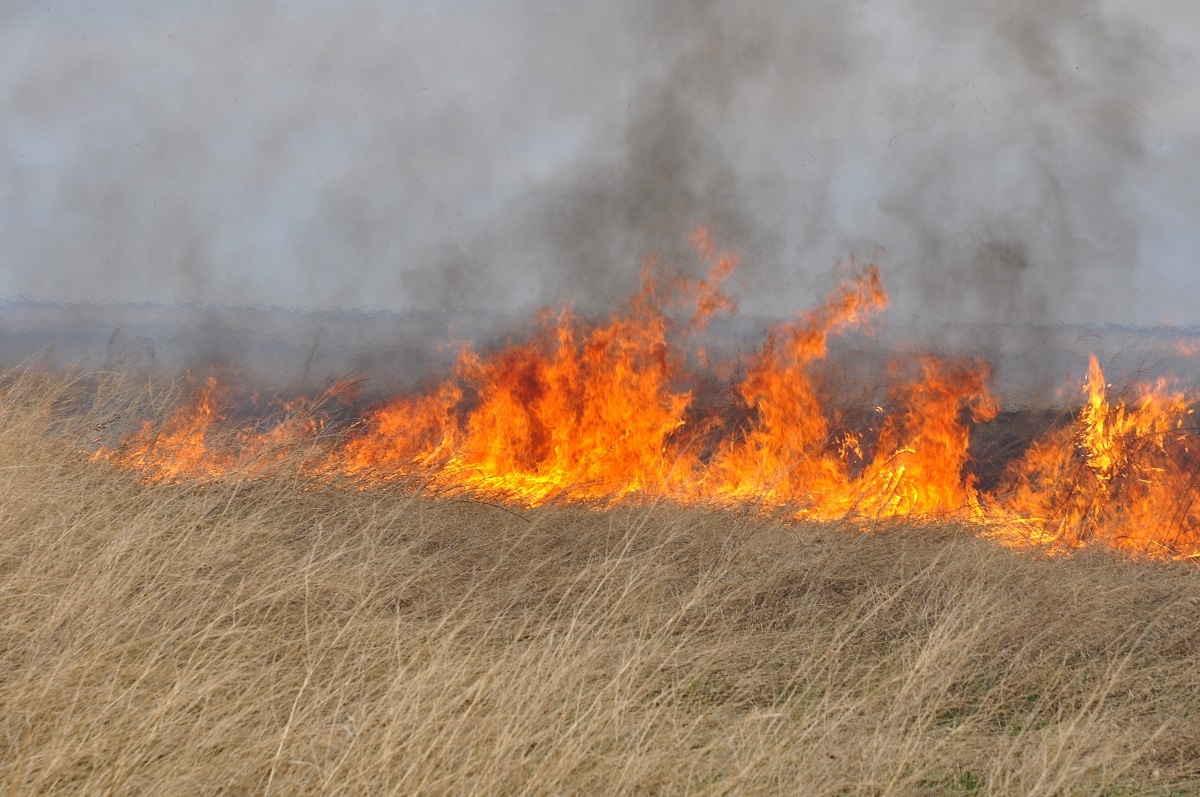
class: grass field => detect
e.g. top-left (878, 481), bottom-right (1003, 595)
top-left (3, 366), bottom-right (1200, 795)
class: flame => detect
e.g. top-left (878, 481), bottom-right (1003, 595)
top-left (89, 229), bottom-right (1200, 560)
top-left (995, 355), bottom-right (1200, 555)
top-left (94, 373), bottom-right (332, 483)
top-left (1174, 338), bottom-right (1200, 357)
top-left (337, 229), bottom-right (744, 505)
top-left (854, 357), bottom-right (998, 519)
top-left (700, 263), bottom-right (887, 513)
top-left (94, 375), bottom-right (235, 482)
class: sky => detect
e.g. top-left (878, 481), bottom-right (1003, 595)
top-left (2, 0), bottom-right (1198, 326)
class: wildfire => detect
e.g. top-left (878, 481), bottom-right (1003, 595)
top-left (90, 229), bottom-right (1200, 560)
top-left (96, 373), bottom-right (335, 483)
top-left (995, 355), bottom-right (1200, 555)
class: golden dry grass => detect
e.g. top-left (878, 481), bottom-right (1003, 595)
top-left (2, 366), bottom-right (1200, 795)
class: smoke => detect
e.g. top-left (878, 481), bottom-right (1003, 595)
top-left (874, 0), bottom-right (1159, 326)
top-left (0, 0), bottom-right (1187, 325)
top-left (497, 0), bottom-right (1165, 323)
top-left (504, 0), bottom-right (860, 312)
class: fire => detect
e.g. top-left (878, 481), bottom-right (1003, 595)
top-left (701, 264), bottom-right (887, 513)
top-left (94, 373), bottom-right (333, 483)
top-left (1174, 339), bottom-right (1200, 357)
top-left (340, 229), bottom-right (736, 505)
top-left (854, 357), bottom-right (998, 519)
top-left (996, 355), bottom-right (1200, 555)
top-left (94, 375), bottom-right (235, 482)
top-left (89, 229), bottom-right (1200, 560)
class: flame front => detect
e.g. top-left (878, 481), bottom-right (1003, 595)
top-left (996, 354), bottom-right (1200, 555)
top-left (92, 230), bottom-right (1200, 560)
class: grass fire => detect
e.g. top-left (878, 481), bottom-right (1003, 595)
top-left (7, 0), bottom-right (1200, 790)
top-left (4, 234), bottom-right (1200, 793)
top-left (87, 229), bottom-right (1200, 560)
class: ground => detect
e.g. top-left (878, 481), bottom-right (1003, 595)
top-left (2, 369), bottom-right (1199, 794)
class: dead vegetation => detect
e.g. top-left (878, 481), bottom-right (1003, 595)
top-left (2, 366), bottom-right (1199, 795)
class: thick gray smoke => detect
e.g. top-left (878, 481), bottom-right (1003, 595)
top-left (1, 0), bottom-right (1193, 325)
top-left (502, 0), bottom-right (1167, 323)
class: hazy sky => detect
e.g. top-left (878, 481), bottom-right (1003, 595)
top-left (2, 0), bottom-right (1198, 325)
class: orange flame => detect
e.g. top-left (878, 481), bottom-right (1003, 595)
top-left (94, 375), bottom-right (235, 482)
top-left (995, 355), bottom-right (1200, 555)
top-left (855, 357), bottom-right (997, 519)
top-left (337, 229), bottom-right (747, 505)
top-left (701, 264), bottom-right (888, 513)
top-left (1174, 339), bottom-right (1200, 357)
top-left (94, 373), bottom-right (332, 483)
top-left (90, 229), bottom-right (1200, 560)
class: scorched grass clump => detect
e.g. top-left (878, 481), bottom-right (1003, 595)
top-left (1, 365), bottom-right (1199, 795)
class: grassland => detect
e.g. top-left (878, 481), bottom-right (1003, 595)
top-left (2, 366), bottom-right (1199, 795)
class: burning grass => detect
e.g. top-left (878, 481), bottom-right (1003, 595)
top-left (3, 367), bottom-right (1200, 794)
top-left (81, 232), bottom-right (1200, 559)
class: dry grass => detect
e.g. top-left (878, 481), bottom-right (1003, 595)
top-left (2, 366), bottom-right (1200, 795)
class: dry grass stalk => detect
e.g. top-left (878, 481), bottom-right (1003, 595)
top-left (1, 366), bottom-right (1198, 794)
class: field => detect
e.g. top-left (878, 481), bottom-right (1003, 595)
top-left (2, 367), bottom-right (1200, 795)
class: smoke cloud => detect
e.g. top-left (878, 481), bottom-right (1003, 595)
top-left (1, 0), bottom-right (1195, 325)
